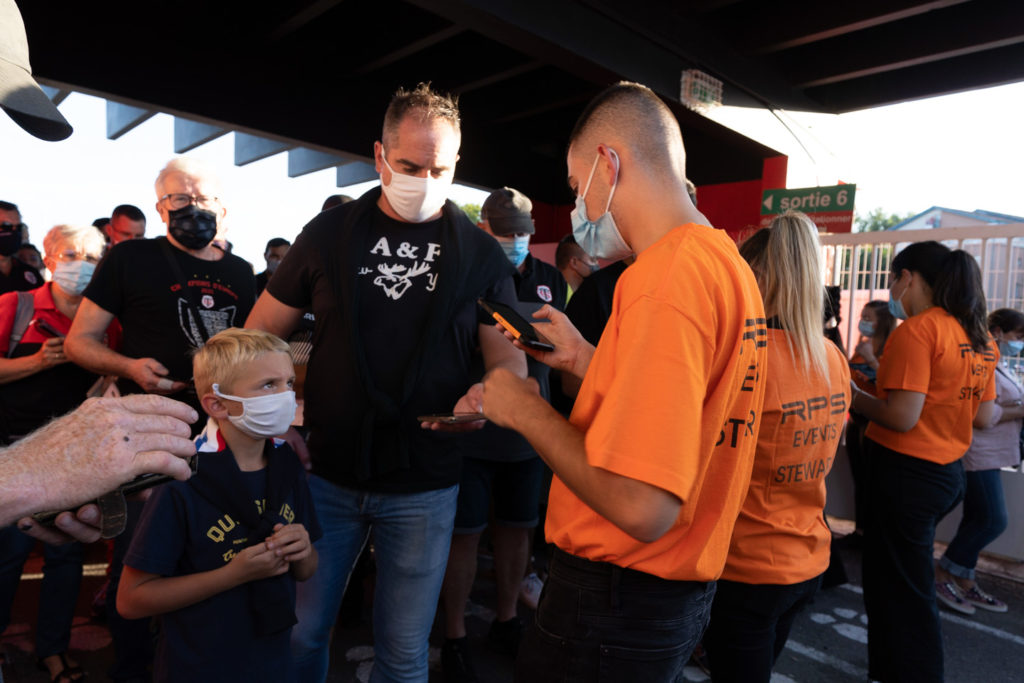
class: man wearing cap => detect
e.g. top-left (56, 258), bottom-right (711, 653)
top-left (439, 188), bottom-right (566, 681)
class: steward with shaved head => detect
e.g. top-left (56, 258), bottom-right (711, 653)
top-left (480, 82), bottom-right (769, 680)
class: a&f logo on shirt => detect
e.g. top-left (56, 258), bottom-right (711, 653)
top-left (361, 236), bottom-right (441, 300)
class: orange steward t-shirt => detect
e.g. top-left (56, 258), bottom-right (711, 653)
top-left (722, 333), bottom-right (850, 584)
top-left (865, 306), bottom-right (996, 464)
top-left (545, 224), bottom-right (768, 582)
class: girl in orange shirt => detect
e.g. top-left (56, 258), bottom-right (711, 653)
top-left (704, 211), bottom-right (851, 682)
top-left (850, 241), bottom-right (996, 683)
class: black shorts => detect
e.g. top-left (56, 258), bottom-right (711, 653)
top-left (453, 456), bottom-right (545, 534)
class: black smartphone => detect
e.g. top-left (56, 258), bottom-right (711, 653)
top-left (30, 456), bottom-right (198, 528)
top-left (33, 319), bottom-right (64, 338)
top-left (417, 413), bottom-right (487, 424)
top-left (478, 299), bottom-right (555, 352)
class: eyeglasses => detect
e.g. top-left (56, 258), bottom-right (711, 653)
top-left (160, 193), bottom-right (220, 210)
top-left (53, 249), bottom-right (101, 264)
top-left (0, 221), bottom-right (27, 233)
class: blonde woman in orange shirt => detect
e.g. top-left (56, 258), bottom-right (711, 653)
top-left (851, 240), bottom-right (996, 682)
top-left (703, 211), bottom-right (850, 682)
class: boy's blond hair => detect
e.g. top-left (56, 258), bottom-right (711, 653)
top-left (193, 328), bottom-right (290, 397)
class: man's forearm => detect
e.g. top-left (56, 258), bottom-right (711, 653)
top-left (65, 334), bottom-right (134, 378)
top-left (0, 444), bottom-right (50, 526)
top-left (291, 548), bottom-right (318, 582)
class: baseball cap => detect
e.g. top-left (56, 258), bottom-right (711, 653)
top-left (482, 187), bottom-right (534, 236)
top-left (0, 0), bottom-right (73, 141)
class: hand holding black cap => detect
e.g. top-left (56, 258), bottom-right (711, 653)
top-left (0, 0), bottom-right (73, 141)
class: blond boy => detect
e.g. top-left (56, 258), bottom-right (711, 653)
top-left (117, 328), bottom-right (320, 682)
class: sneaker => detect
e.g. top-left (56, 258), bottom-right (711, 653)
top-left (441, 638), bottom-right (479, 683)
top-left (961, 584), bottom-right (1008, 613)
top-left (935, 580), bottom-right (976, 615)
top-left (519, 572), bottom-right (543, 610)
top-left (488, 616), bottom-right (524, 656)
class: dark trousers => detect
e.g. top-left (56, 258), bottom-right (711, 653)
top-left (862, 439), bottom-right (965, 683)
top-left (845, 416), bottom-right (870, 530)
top-left (107, 499), bottom-right (154, 682)
top-left (703, 575), bottom-right (821, 683)
top-left (514, 548), bottom-right (714, 683)
top-left (0, 526), bottom-right (83, 658)
top-left (942, 468), bottom-right (1008, 579)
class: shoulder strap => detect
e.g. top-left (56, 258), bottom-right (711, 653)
top-left (158, 238), bottom-right (211, 344)
top-left (7, 291), bottom-right (35, 358)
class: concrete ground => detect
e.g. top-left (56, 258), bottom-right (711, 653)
top-left (2, 522), bottom-right (1023, 682)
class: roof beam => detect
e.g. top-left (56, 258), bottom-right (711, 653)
top-left (267, 0), bottom-right (345, 42)
top-left (106, 101), bottom-right (155, 140)
top-left (782, 2), bottom-right (1024, 88)
top-left (288, 148), bottom-right (348, 178)
top-left (173, 118), bottom-right (228, 153)
top-left (39, 85), bottom-right (71, 105)
top-left (336, 161), bottom-right (378, 187)
top-left (744, 0), bottom-right (969, 55)
top-left (348, 25), bottom-right (465, 76)
top-left (807, 42), bottom-right (1024, 113)
top-left (234, 133), bottom-right (295, 166)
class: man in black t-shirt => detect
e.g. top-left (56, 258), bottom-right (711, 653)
top-left (0, 201), bottom-right (43, 295)
top-left (247, 84), bottom-right (526, 683)
top-left (65, 156), bottom-right (255, 683)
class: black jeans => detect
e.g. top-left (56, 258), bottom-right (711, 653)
top-left (862, 439), bottom-right (965, 683)
top-left (703, 575), bottom-right (822, 682)
top-left (514, 548), bottom-right (714, 683)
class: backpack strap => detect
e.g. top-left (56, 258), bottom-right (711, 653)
top-left (7, 291), bottom-right (35, 358)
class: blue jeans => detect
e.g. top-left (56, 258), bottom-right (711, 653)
top-left (862, 440), bottom-right (964, 683)
top-left (703, 575), bottom-right (822, 683)
top-left (0, 526), bottom-right (83, 658)
top-left (941, 468), bottom-right (1008, 580)
top-left (291, 476), bottom-right (458, 683)
top-left (515, 548), bottom-right (714, 682)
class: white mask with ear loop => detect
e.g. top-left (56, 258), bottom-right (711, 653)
top-left (379, 147), bottom-right (453, 223)
top-left (212, 384), bottom-right (296, 439)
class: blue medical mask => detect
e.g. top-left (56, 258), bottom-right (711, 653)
top-left (858, 320), bottom-right (876, 337)
top-left (501, 235), bottom-right (530, 267)
top-left (52, 259), bottom-right (96, 296)
top-left (888, 277), bottom-right (909, 320)
top-left (570, 149), bottom-right (631, 261)
top-left (998, 340), bottom-right (1024, 358)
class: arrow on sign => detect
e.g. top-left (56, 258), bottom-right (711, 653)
top-left (763, 195), bottom-right (773, 212)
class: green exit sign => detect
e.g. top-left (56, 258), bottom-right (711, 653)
top-left (761, 184), bottom-right (856, 215)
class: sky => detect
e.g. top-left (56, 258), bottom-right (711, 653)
top-left (3, 80), bottom-right (1024, 268)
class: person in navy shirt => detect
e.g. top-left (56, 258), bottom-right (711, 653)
top-left (118, 328), bottom-right (320, 683)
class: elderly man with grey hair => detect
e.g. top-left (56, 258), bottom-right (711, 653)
top-left (65, 157), bottom-right (255, 683)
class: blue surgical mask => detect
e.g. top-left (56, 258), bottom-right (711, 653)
top-left (998, 340), bottom-right (1024, 357)
top-left (888, 278), bottom-right (909, 320)
top-left (52, 260), bottom-right (96, 296)
top-left (501, 235), bottom-right (530, 267)
top-left (858, 320), bottom-right (876, 337)
top-left (570, 149), bottom-right (632, 261)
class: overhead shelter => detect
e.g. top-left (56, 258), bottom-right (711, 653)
top-left (18, 0), bottom-right (1024, 237)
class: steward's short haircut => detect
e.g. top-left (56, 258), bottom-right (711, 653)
top-left (111, 204), bottom-right (145, 222)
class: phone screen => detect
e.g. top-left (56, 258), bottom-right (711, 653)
top-left (477, 299), bottom-right (555, 352)
top-left (417, 413), bottom-right (487, 424)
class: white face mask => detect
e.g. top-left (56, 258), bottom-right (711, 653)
top-left (379, 147), bottom-right (453, 223)
top-left (52, 259), bottom-right (96, 296)
top-left (212, 384), bottom-right (296, 439)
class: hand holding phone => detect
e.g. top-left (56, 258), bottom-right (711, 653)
top-left (478, 299), bottom-right (555, 352)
